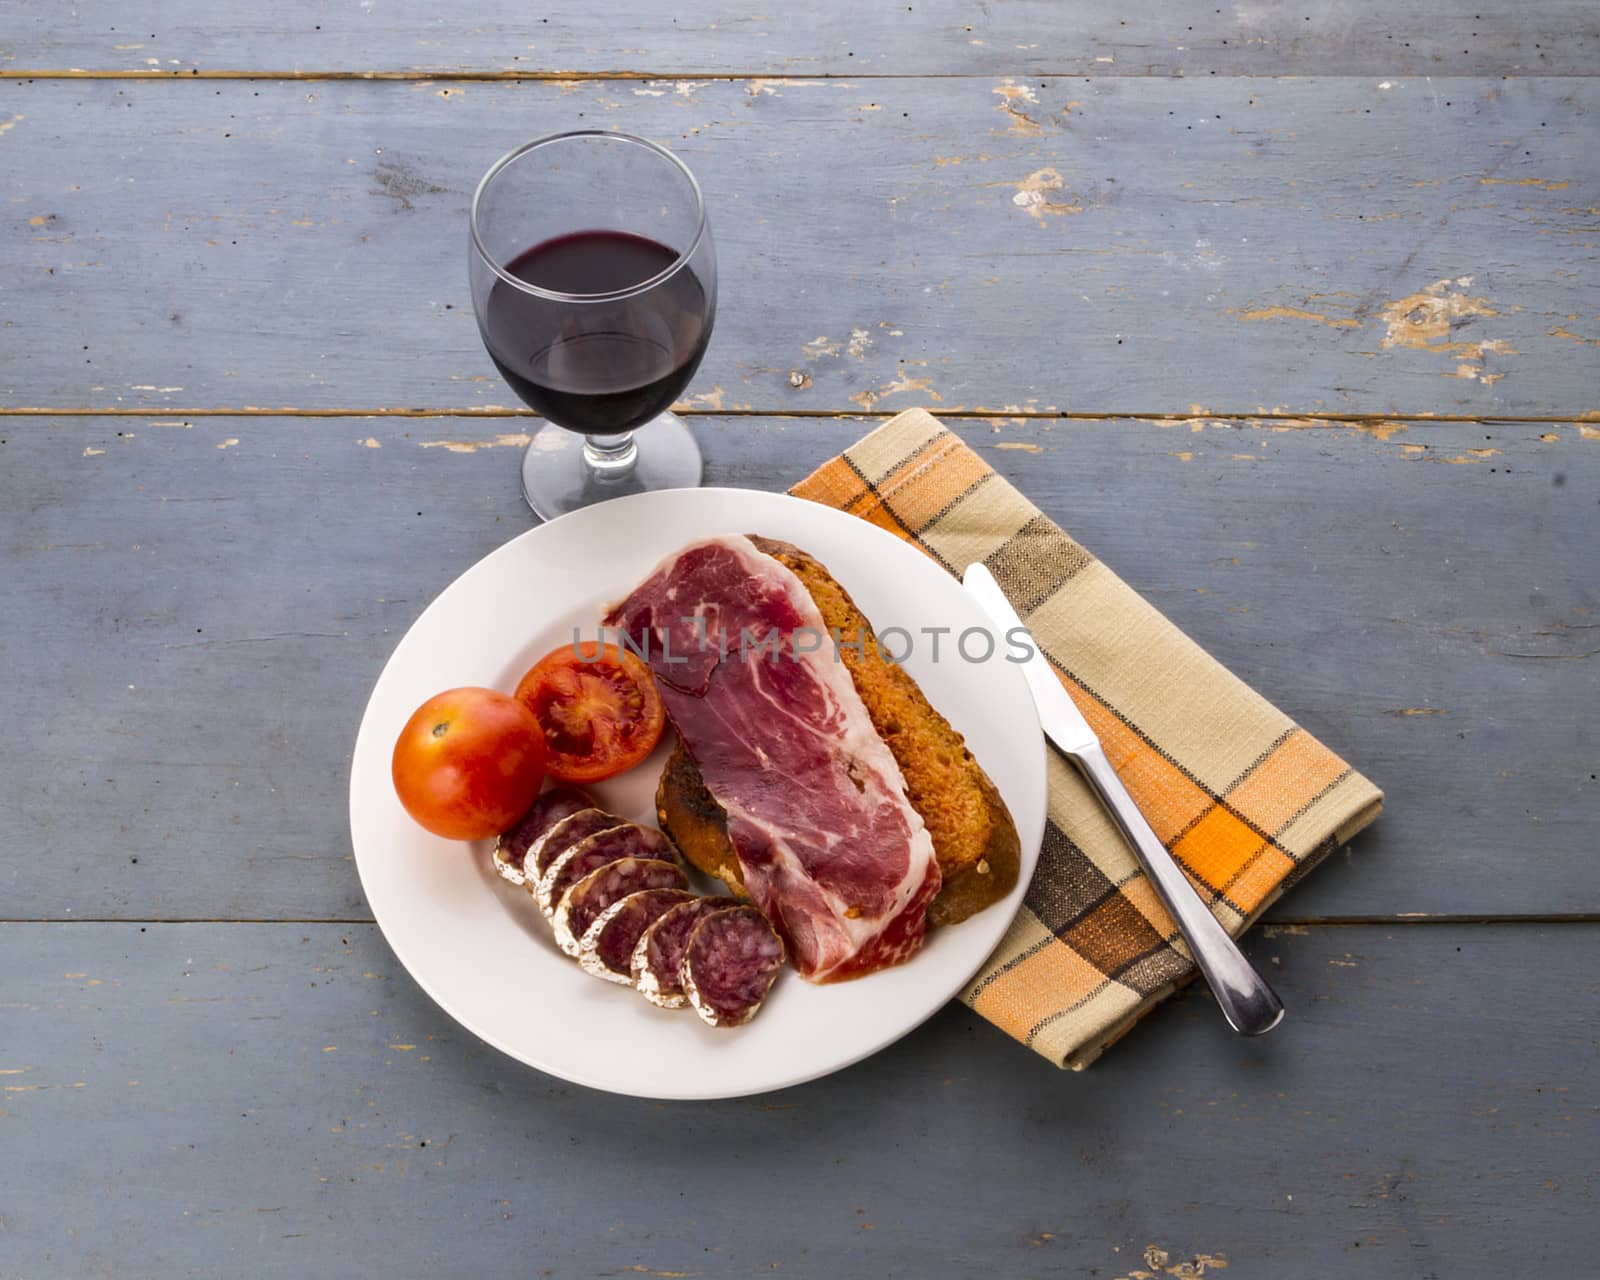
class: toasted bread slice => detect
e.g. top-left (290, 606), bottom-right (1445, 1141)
top-left (655, 535), bottom-right (1020, 926)
top-left (656, 737), bottom-right (747, 896)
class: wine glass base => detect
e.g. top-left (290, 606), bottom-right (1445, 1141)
top-left (520, 413), bottom-right (703, 521)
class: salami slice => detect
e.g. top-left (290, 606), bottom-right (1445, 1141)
top-left (525, 807), bottom-right (626, 889)
top-left (536, 823), bottom-right (676, 920)
top-left (577, 888), bottom-right (696, 985)
top-left (680, 906), bottom-right (786, 1027)
top-left (631, 897), bottom-right (730, 1009)
top-left (552, 857), bottom-right (688, 958)
top-left (492, 787), bottom-right (595, 885)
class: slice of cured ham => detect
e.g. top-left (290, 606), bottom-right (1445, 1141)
top-left (605, 535), bottom-right (940, 982)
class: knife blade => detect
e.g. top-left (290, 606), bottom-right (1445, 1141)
top-left (962, 564), bottom-right (1099, 754)
top-left (963, 562), bottom-right (1284, 1037)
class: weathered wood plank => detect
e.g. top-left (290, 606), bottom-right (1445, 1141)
top-left (2, 77), bottom-right (1596, 417)
top-left (1, 921), bottom-right (1593, 1277)
top-left (1, 414), bottom-right (1593, 922)
top-left (4, 0), bottom-right (1596, 76)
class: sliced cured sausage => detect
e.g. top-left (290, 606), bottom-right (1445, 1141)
top-left (577, 888), bottom-right (696, 985)
top-left (535, 823), bottom-right (676, 920)
top-left (526, 805), bottom-right (625, 884)
top-left (492, 787), bottom-right (595, 885)
top-left (552, 857), bottom-right (688, 958)
top-left (525, 807), bottom-right (627, 892)
top-left (680, 905), bottom-right (786, 1027)
top-left (631, 897), bottom-right (731, 1010)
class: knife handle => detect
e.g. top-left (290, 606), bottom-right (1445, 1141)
top-left (1072, 743), bottom-right (1285, 1037)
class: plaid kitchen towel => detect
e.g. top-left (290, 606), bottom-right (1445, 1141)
top-left (791, 408), bottom-right (1383, 1069)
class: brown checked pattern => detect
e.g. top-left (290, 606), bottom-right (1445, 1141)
top-left (792, 409), bottom-right (1383, 1068)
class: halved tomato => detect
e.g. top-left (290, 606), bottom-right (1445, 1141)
top-left (514, 642), bottom-right (667, 783)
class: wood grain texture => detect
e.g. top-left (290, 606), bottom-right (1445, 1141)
top-left (4, 0), bottom-right (1596, 76)
top-left (2, 414), bottom-right (1593, 923)
top-left (4, 7), bottom-right (1594, 1270)
top-left (1, 921), bottom-right (1593, 1277)
top-left (1, 77), bottom-right (1596, 418)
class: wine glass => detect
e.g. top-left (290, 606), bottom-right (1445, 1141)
top-left (469, 131), bottom-right (717, 519)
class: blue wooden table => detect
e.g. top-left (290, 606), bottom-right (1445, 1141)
top-left (2, 6), bottom-right (1596, 1276)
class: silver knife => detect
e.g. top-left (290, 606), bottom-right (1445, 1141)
top-left (963, 562), bottom-right (1284, 1037)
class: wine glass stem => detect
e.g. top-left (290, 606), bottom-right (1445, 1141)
top-left (583, 431), bottom-right (639, 480)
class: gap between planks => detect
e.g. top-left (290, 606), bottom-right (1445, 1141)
top-left (0, 408), bottom-right (1587, 426)
top-left (3, 69), bottom-right (1518, 82)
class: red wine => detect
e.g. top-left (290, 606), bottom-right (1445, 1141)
top-left (481, 231), bottom-right (712, 434)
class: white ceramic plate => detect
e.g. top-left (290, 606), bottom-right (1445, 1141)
top-left (349, 488), bottom-right (1046, 1099)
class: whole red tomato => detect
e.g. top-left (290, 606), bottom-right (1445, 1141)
top-left (391, 687), bottom-right (547, 840)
